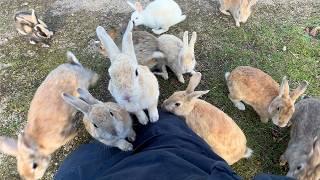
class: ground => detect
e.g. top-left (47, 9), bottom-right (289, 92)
top-left (0, 0), bottom-right (319, 179)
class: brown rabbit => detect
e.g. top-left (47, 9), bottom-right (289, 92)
top-left (162, 72), bottom-right (252, 165)
top-left (0, 52), bottom-right (98, 180)
top-left (218, 0), bottom-right (257, 27)
top-left (225, 66), bottom-right (308, 127)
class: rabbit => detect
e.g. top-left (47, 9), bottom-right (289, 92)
top-left (162, 72), bottom-right (252, 165)
top-left (62, 88), bottom-right (136, 151)
top-left (279, 97), bottom-right (320, 179)
top-left (0, 52), bottom-right (98, 180)
top-left (96, 21), bottom-right (160, 125)
top-left (218, 0), bottom-right (257, 27)
top-left (225, 66), bottom-right (308, 127)
top-left (127, 0), bottom-right (186, 34)
top-left (14, 9), bottom-right (53, 47)
top-left (156, 31), bottom-right (197, 83)
top-left (95, 25), bottom-right (165, 71)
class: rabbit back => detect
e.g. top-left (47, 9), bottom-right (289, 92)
top-left (26, 63), bottom-right (97, 154)
top-left (186, 100), bottom-right (248, 165)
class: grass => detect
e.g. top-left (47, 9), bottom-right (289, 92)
top-left (0, 0), bottom-right (319, 179)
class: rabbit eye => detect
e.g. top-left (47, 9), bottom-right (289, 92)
top-left (32, 162), bottom-right (38, 169)
top-left (135, 69), bottom-right (139, 76)
top-left (175, 102), bottom-right (181, 107)
top-left (109, 111), bottom-right (114, 116)
top-left (297, 165), bottom-right (302, 170)
top-left (277, 107), bottom-right (280, 111)
top-left (93, 123), bottom-right (98, 128)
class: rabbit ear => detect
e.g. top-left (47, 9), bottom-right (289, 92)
top-left (290, 80), bottom-right (308, 103)
top-left (309, 137), bottom-right (320, 166)
top-left (183, 31), bottom-right (189, 49)
top-left (96, 26), bottom-right (120, 62)
top-left (187, 90), bottom-right (210, 101)
top-left (62, 93), bottom-right (91, 114)
top-left (77, 88), bottom-right (100, 105)
top-left (186, 72), bottom-right (202, 93)
top-left (122, 21), bottom-right (137, 62)
top-left (31, 9), bottom-right (39, 24)
top-left (135, 2), bottom-right (143, 12)
top-left (127, 1), bottom-right (136, 10)
top-left (279, 76), bottom-right (290, 98)
top-left (0, 137), bottom-right (18, 157)
top-left (66, 51), bottom-right (82, 66)
top-left (189, 32), bottom-right (197, 50)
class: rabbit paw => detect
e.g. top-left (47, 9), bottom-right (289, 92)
top-left (177, 75), bottom-right (185, 84)
top-left (118, 141), bottom-right (133, 151)
top-left (152, 28), bottom-right (168, 35)
top-left (137, 114), bottom-right (149, 125)
top-left (220, 9), bottom-right (231, 16)
top-left (234, 102), bottom-right (245, 111)
top-left (128, 130), bottom-right (136, 142)
top-left (149, 112), bottom-right (159, 123)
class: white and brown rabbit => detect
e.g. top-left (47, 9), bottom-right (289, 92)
top-left (162, 72), bottom-right (252, 165)
top-left (14, 9), bottom-right (53, 47)
top-left (225, 66), bottom-right (308, 127)
top-left (157, 31), bottom-right (197, 83)
top-left (62, 88), bottom-right (136, 151)
top-left (218, 0), bottom-right (257, 27)
top-left (127, 0), bottom-right (186, 34)
top-left (0, 52), bottom-right (98, 180)
top-left (96, 21), bottom-right (160, 125)
top-left (96, 24), bottom-right (165, 70)
top-left (280, 97), bottom-right (320, 180)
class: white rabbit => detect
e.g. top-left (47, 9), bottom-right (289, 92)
top-left (62, 88), bottom-right (136, 151)
top-left (127, 0), bottom-right (186, 34)
top-left (96, 21), bottom-right (160, 125)
top-left (156, 31), bottom-right (197, 83)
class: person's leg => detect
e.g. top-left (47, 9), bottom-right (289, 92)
top-left (55, 140), bottom-right (132, 179)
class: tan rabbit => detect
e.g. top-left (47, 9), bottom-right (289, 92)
top-left (62, 88), bottom-right (136, 151)
top-left (157, 31), bottom-right (197, 83)
top-left (225, 66), bottom-right (308, 127)
top-left (162, 72), bottom-right (252, 165)
top-left (218, 0), bottom-right (257, 27)
top-left (0, 52), bottom-right (98, 180)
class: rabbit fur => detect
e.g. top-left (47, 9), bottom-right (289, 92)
top-left (225, 66), bottom-right (308, 127)
top-left (156, 31), bottom-right (197, 83)
top-left (127, 0), bottom-right (186, 34)
top-left (0, 52), bottom-right (98, 180)
top-left (14, 9), bottom-right (53, 47)
top-left (218, 0), bottom-right (257, 27)
top-left (162, 72), bottom-right (252, 165)
top-left (96, 21), bottom-right (160, 125)
top-left (280, 97), bottom-right (320, 179)
top-left (62, 88), bottom-right (136, 151)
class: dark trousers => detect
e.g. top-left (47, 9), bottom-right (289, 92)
top-left (55, 111), bottom-right (292, 180)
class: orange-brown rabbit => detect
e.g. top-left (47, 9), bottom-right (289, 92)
top-left (225, 66), bottom-right (308, 127)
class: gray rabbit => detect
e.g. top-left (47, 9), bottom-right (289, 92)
top-left (280, 97), bottom-right (320, 179)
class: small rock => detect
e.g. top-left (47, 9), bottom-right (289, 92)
top-left (21, 2), bottom-right (29, 6)
top-left (282, 46), bottom-right (287, 51)
top-left (27, 50), bottom-right (35, 57)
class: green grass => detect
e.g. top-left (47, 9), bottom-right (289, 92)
top-left (0, 0), bottom-right (319, 179)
